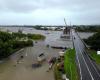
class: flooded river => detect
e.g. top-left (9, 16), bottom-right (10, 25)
top-left (0, 27), bottom-right (94, 48)
top-left (0, 27), bottom-right (73, 48)
top-left (0, 27), bottom-right (94, 80)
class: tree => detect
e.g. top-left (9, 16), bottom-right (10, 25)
top-left (84, 32), bottom-right (100, 50)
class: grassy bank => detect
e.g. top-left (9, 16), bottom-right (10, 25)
top-left (88, 50), bottom-right (100, 65)
top-left (27, 34), bottom-right (45, 40)
top-left (64, 49), bottom-right (79, 80)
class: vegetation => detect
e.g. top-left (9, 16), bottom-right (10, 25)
top-left (84, 31), bottom-right (100, 50)
top-left (83, 31), bottom-right (100, 67)
top-left (64, 49), bottom-right (79, 80)
top-left (0, 31), bottom-right (45, 59)
top-left (33, 25), bottom-right (48, 30)
top-left (27, 33), bottom-right (45, 40)
top-left (11, 32), bottom-right (45, 40)
top-left (76, 25), bottom-right (100, 32)
top-left (87, 50), bottom-right (100, 64)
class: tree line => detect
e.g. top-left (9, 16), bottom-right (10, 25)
top-left (76, 25), bottom-right (100, 32)
top-left (84, 31), bottom-right (100, 50)
top-left (0, 31), bottom-right (45, 59)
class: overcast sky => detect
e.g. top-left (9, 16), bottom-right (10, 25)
top-left (0, 0), bottom-right (100, 25)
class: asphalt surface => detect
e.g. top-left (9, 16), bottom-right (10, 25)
top-left (71, 29), bottom-right (100, 80)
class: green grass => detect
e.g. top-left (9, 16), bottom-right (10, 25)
top-left (64, 49), bottom-right (79, 80)
top-left (88, 50), bottom-right (100, 64)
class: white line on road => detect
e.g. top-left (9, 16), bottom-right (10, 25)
top-left (76, 52), bottom-right (83, 80)
top-left (77, 41), bottom-right (94, 80)
top-left (25, 53), bottom-right (27, 56)
top-left (72, 30), bottom-right (82, 80)
top-left (72, 30), bottom-right (94, 80)
top-left (79, 41), bottom-right (100, 78)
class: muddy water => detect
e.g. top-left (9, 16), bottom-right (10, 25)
top-left (0, 27), bottom-right (73, 48)
top-left (0, 41), bottom-right (62, 80)
top-left (77, 32), bottom-right (94, 39)
top-left (0, 27), bottom-right (94, 80)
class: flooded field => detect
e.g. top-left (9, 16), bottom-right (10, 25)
top-left (0, 27), bottom-right (73, 48)
top-left (0, 27), bottom-right (94, 80)
top-left (0, 41), bottom-right (62, 80)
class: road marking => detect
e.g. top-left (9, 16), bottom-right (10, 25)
top-left (79, 42), bottom-right (100, 78)
top-left (72, 29), bottom-right (100, 80)
top-left (25, 53), bottom-right (27, 56)
top-left (71, 30), bottom-right (82, 80)
top-left (76, 51), bottom-right (82, 80)
top-left (77, 40), bottom-right (94, 80)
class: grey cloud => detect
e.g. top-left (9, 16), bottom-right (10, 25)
top-left (0, 0), bottom-right (42, 12)
top-left (0, 0), bottom-right (100, 25)
top-left (0, 0), bottom-right (99, 13)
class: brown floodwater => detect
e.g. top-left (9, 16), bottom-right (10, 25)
top-left (0, 27), bottom-right (93, 80)
top-left (0, 41), bottom-right (62, 80)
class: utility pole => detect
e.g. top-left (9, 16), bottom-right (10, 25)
top-left (64, 18), bottom-right (67, 26)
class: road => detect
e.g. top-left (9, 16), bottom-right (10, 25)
top-left (71, 29), bottom-right (100, 80)
top-left (0, 41), bottom-right (62, 80)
